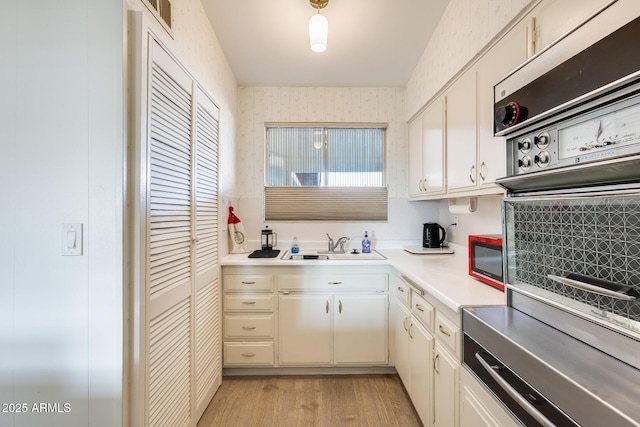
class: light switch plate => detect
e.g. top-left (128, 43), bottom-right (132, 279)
top-left (61, 223), bottom-right (83, 256)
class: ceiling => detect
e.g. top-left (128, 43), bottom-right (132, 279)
top-left (199, 0), bottom-right (451, 87)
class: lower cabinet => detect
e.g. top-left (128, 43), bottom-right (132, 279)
top-left (392, 274), bottom-right (462, 427)
top-left (459, 367), bottom-right (521, 427)
top-left (434, 341), bottom-right (460, 427)
top-left (394, 293), bottom-right (434, 426)
top-left (408, 310), bottom-right (434, 425)
top-left (279, 293), bottom-right (388, 365)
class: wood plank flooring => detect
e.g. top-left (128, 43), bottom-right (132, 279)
top-left (197, 374), bottom-right (422, 427)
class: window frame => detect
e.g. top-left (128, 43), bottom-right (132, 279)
top-left (264, 122), bottom-right (389, 222)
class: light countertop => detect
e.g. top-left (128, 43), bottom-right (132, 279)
top-left (221, 244), bottom-right (506, 313)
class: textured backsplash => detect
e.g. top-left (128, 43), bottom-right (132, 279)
top-left (504, 192), bottom-right (640, 332)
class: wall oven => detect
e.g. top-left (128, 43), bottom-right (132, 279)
top-left (463, 1), bottom-right (640, 426)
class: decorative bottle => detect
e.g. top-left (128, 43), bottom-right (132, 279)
top-left (362, 231), bottom-right (371, 253)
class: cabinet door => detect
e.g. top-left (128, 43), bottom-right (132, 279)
top-left (460, 368), bottom-right (520, 427)
top-left (477, 23), bottom-right (529, 188)
top-left (394, 300), bottom-right (411, 387)
top-left (422, 97), bottom-right (446, 195)
top-left (278, 294), bottom-right (332, 365)
top-left (532, 0), bottom-right (614, 54)
top-left (409, 115), bottom-right (425, 198)
top-left (446, 71), bottom-right (478, 192)
top-left (334, 294), bottom-right (388, 364)
top-left (433, 341), bottom-right (460, 427)
top-left (409, 319), bottom-right (434, 426)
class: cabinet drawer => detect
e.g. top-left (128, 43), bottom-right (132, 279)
top-left (224, 314), bottom-right (274, 338)
top-left (411, 292), bottom-right (434, 331)
top-left (224, 295), bottom-right (274, 312)
top-left (224, 274), bottom-right (274, 292)
top-left (279, 274), bottom-right (387, 291)
top-left (395, 281), bottom-right (411, 307)
top-left (435, 311), bottom-right (460, 355)
top-left (224, 342), bottom-right (274, 366)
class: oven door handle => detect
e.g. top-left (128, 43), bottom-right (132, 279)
top-left (475, 352), bottom-right (557, 427)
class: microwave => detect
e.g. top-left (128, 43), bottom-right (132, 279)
top-left (468, 234), bottom-right (504, 291)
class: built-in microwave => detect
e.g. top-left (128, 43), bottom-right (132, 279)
top-left (468, 234), bottom-right (504, 291)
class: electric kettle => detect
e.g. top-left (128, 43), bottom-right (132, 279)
top-left (423, 223), bottom-right (446, 248)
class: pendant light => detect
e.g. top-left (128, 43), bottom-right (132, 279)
top-left (309, 0), bottom-right (329, 53)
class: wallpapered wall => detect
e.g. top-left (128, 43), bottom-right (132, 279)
top-left (406, 0), bottom-right (532, 120)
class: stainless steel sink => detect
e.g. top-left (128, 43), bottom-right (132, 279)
top-left (282, 250), bottom-right (386, 261)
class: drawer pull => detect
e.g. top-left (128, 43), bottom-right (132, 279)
top-left (403, 316), bottom-right (409, 332)
top-left (242, 326), bottom-right (257, 330)
top-left (397, 286), bottom-right (405, 293)
top-left (438, 325), bottom-right (451, 336)
top-left (339, 300), bottom-right (343, 314)
top-left (241, 281), bottom-right (256, 285)
top-left (434, 352), bottom-right (440, 374)
top-left (408, 323), bottom-right (414, 339)
top-left (242, 301), bottom-right (257, 305)
top-left (241, 353), bottom-right (256, 358)
top-left (326, 300), bottom-right (330, 314)
top-left (328, 281), bottom-right (342, 285)
top-left (415, 304), bottom-right (424, 312)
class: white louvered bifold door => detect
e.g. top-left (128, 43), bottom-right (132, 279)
top-left (147, 40), bottom-right (194, 427)
top-left (193, 87), bottom-right (221, 419)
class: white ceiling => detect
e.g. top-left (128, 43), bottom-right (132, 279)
top-left (200, 0), bottom-right (451, 87)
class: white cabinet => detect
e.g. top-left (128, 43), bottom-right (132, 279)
top-left (279, 294), bottom-right (333, 364)
top-left (460, 367), bottom-right (521, 427)
top-left (530, 0), bottom-right (614, 54)
top-left (392, 273), bottom-right (463, 427)
top-left (279, 293), bottom-right (388, 365)
top-left (434, 341), bottom-right (460, 427)
top-left (393, 280), bottom-right (434, 427)
top-left (223, 273), bottom-right (276, 367)
top-left (334, 294), bottom-right (388, 364)
top-left (446, 70), bottom-right (478, 193)
top-left (408, 315), bottom-right (435, 425)
top-left (393, 298), bottom-right (411, 386)
top-left (408, 96), bottom-right (446, 199)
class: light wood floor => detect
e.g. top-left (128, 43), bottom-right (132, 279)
top-left (197, 374), bottom-right (423, 427)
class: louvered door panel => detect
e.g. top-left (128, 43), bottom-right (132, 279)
top-left (193, 88), bottom-right (221, 418)
top-left (195, 281), bottom-right (219, 410)
top-left (194, 93), bottom-right (219, 285)
top-left (147, 40), bottom-right (193, 426)
top-left (148, 45), bottom-right (193, 315)
top-left (149, 298), bottom-right (191, 427)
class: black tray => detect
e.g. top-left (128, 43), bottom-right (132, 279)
top-left (248, 249), bottom-right (281, 259)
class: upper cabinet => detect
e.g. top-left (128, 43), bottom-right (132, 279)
top-left (408, 96), bottom-right (446, 200)
top-left (408, 0), bottom-right (610, 200)
top-left (531, 0), bottom-right (616, 54)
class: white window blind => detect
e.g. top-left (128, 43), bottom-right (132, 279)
top-left (265, 125), bottom-right (388, 221)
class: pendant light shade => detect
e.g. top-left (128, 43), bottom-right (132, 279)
top-left (309, 12), bottom-right (328, 53)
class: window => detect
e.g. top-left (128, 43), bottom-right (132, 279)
top-left (265, 124), bottom-right (388, 221)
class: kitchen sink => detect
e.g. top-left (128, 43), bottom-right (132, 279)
top-left (282, 250), bottom-right (386, 261)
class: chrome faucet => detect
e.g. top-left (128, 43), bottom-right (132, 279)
top-left (326, 233), bottom-right (350, 253)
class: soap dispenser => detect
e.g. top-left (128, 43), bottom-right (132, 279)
top-left (362, 231), bottom-right (371, 253)
top-left (291, 236), bottom-right (300, 254)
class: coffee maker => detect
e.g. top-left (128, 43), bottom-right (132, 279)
top-left (261, 226), bottom-right (277, 250)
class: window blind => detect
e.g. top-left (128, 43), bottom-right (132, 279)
top-left (265, 125), bottom-right (388, 221)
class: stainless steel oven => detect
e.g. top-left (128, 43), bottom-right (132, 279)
top-left (463, 1), bottom-right (640, 426)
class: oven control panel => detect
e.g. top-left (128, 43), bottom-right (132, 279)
top-left (505, 94), bottom-right (640, 176)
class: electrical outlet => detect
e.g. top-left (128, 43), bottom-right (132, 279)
top-left (453, 216), bottom-right (459, 226)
